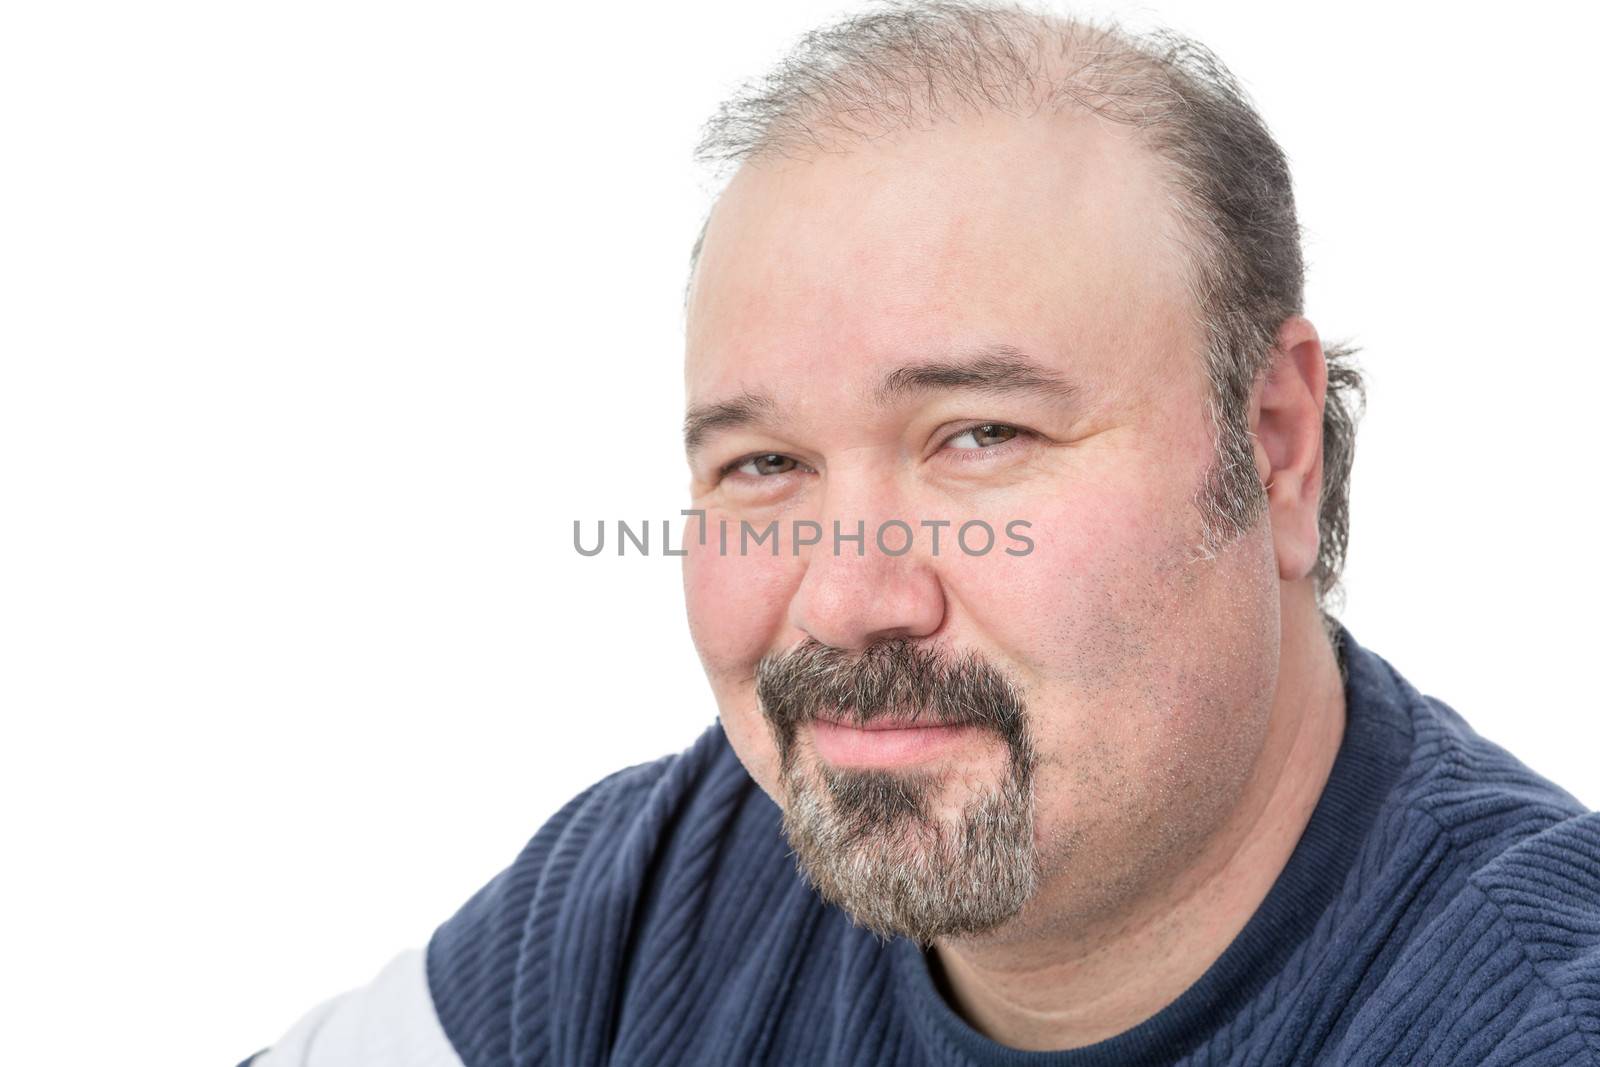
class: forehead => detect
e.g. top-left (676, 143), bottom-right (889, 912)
top-left (685, 109), bottom-right (1201, 408)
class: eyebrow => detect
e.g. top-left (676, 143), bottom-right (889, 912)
top-left (683, 389), bottom-right (779, 458)
top-left (683, 345), bottom-right (1078, 459)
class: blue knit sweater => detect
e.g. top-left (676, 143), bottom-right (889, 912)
top-left (422, 625), bottom-right (1600, 1066)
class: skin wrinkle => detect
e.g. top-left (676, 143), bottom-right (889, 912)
top-left (680, 64), bottom-right (1344, 1051)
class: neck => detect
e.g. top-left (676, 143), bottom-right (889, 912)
top-left (930, 588), bottom-right (1348, 1051)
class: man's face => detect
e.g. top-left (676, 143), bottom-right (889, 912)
top-left (681, 110), bottom-right (1283, 943)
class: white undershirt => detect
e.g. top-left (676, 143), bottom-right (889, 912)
top-left (252, 948), bottom-right (464, 1067)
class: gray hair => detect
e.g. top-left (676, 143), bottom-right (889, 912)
top-left (688, 0), bottom-right (1366, 632)
top-left (755, 635), bottom-right (1040, 943)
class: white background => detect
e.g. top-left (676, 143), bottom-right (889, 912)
top-left (2, 1), bottom-right (1596, 1063)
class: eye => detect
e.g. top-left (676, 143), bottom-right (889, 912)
top-left (727, 452), bottom-right (801, 477)
top-left (944, 423), bottom-right (1022, 450)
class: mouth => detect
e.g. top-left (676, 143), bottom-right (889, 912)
top-left (807, 714), bottom-right (987, 769)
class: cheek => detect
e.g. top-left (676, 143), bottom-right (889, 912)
top-left (952, 460), bottom-right (1204, 696)
top-left (682, 528), bottom-right (803, 675)
top-left (949, 455), bottom-right (1280, 882)
top-left (682, 529), bottom-right (804, 796)
top-left (1012, 399), bottom-right (1237, 671)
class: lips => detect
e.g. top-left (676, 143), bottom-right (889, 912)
top-left (808, 715), bottom-right (986, 768)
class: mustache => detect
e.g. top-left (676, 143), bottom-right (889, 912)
top-left (754, 637), bottom-right (1026, 736)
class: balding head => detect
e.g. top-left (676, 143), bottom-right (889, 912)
top-left (687, 0), bottom-right (1364, 620)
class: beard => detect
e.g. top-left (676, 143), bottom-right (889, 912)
top-left (754, 638), bottom-right (1039, 945)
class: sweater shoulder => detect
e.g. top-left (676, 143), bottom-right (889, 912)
top-left (424, 720), bottom-right (745, 1067)
top-left (1469, 810), bottom-right (1600, 1059)
top-left (1363, 639), bottom-right (1587, 857)
top-left (1334, 811), bottom-right (1600, 1066)
top-left (1332, 640), bottom-right (1600, 1064)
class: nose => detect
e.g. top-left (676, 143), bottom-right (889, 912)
top-left (786, 492), bottom-right (947, 652)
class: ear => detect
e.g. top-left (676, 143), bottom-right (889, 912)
top-left (1249, 316), bottom-right (1327, 582)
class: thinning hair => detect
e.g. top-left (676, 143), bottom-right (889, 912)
top-left (688, 0), bottom-right (1366, 633)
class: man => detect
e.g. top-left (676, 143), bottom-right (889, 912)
top-left (244, 2), bottom-right (1600, 1064)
